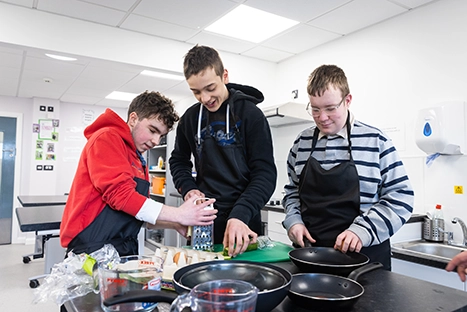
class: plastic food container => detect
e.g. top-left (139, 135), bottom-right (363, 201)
top-left (98, 255), bottom-right (163, 312)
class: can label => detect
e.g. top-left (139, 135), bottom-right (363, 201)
top-left (148, 276), bottom-right (161, 291)
top-left (142, 276), bottom-right (161, 309)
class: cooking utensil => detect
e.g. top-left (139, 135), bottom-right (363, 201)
top-left (190, 197), bottom-right (214, 251)
top-left (289, 246), bottom-right (369, 276)
top-left (103, 290), bottom-right (176, 308)
top-left (173, 260), bottom-right (292, 312)
top-left (288, 262), bottom-right (383, 311)
top-left (171, 279), bottom-right (258, 312)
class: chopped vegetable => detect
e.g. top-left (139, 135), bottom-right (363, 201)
top-left (222, 242), bottom-right (258, 256)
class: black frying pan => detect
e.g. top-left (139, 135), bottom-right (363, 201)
top-left (288, 262), bottom-right (383, 311)
top-left (173, 260), bottom-right (292, 312)
top-left (289, 246), bottom-right (369, 276)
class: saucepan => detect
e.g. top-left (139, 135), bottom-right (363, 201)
top-left (289, 246), bottom-right (369, 276)
top-left (288, 262), bottom-right (383, 311)
top-left (104, 260), bottom-right (292, 312)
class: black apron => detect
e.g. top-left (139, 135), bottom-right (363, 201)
top-left (196, 104), bottom-right (262, 244)
top-left (66, 177), bottom-right (148, 256)
top-left (298, 117), bottom-right (391, 270)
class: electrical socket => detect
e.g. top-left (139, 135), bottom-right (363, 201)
top-left (292, 90), bottom-right (298, 99)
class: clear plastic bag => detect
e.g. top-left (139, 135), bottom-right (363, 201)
top-left (33, 244), bottom-right (120, 306)
top-left (256, 236), bottom-right (275, 250)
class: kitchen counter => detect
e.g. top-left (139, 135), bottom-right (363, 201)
top-left (274, 262), bottom-right (467, 312)
top-left (64, 261), bottom-right (467, 312)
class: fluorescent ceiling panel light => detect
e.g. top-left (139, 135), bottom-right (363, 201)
top-left (45, 53), bottom-right (77, 61)
top-left (205, 5), bottom-right (299, 43)
top-left (141, 70), bottom-right (184, 81)
top-left (106, 91), bottom-right (138, 101)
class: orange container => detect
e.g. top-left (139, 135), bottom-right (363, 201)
top-left (152, 177), bottom-right (166, 194)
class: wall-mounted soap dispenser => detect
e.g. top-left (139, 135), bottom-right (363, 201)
top-left (415, 101), bottom-right (466, 155)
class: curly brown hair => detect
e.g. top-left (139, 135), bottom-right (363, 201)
top-left (127, 91), bottom-right (179, 130)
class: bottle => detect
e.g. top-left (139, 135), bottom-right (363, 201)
top-left (433, 204), bottom-right (444, 220)
top-left (157, 156), bottom-right (164, 170)
top-left (432, 204), bottom-right (445, 242)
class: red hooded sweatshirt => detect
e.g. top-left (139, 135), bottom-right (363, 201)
top-left (60, 109), bottom-right (149, 248)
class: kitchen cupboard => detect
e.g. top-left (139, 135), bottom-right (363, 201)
top-left (268, 211), bottom-right (289, 245)
top-left (392, 258), bottom-right (466, 291)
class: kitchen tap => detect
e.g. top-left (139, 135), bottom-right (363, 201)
top-left (452, 217), bottom-right (467, 246)
top-left (438, 228), bottom-right (454, 245)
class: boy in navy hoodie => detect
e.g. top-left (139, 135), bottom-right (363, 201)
top-left (169, 45), bottom-right (276, 257)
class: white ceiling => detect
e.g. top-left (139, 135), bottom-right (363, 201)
top-left (0, 0), bottom-right (437, 108)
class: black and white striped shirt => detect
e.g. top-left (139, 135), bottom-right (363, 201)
top-left (282, 113), bottom-right (414, 247)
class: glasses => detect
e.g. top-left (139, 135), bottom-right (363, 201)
top-left (306, 95), bottom-right (347, 117)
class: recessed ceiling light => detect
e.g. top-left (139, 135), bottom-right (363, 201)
top-left (140, 70), bottom-right (184, 81)
top-left (105, 91), bottom-right (138, 101)
top-left (205, 5), bottom-right (299, 43)
top-left (45, 53), bottom-right (77, 61)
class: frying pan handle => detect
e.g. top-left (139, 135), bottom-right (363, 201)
top-left (347, 262), bottom-right (383, 281)
top-left (304, 239), bottom-right (313, 248)
top-left (103, 289), bottom-right (178, 307)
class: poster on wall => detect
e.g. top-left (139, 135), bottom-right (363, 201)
top-left (46, 143), bottom-right (56, 160)
top-left (39, 119), bottom-right (54, 140)
top-left (36, 139), bottom-right (43, 160)
top-left (82, 109), bottom-right (95, 125)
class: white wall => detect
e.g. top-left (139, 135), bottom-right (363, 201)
top-left (0, 95), bottom-right (127, 243)
top-left (271, 0), bottom-right (467, 244)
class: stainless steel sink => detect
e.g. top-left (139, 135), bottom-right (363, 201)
top-left (392, 240), bottom-right (466, 262)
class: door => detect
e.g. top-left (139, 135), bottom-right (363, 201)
top-left (0, 116), bottom-right (17, 244)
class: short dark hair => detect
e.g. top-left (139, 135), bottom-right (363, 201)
top-left (127, 91), bottom-right (179, 130)
top-left (183, 45), bottom-right (224, 79)
top-left (307, 65), bottom-right (350, 98)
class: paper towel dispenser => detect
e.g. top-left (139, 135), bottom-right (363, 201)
top-left (415, 101), bottom-right (467, 155)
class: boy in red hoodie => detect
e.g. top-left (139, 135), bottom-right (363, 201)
top-left (60, 91), bottom-right (216, 256)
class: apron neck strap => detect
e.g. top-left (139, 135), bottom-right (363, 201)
top-left (197, 104), bottom-right (203, 145)
top-left (311, 112), bottom-right (352, 153)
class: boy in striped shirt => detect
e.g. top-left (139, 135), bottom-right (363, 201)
top-left (282, 65), bottom-right (414, 270)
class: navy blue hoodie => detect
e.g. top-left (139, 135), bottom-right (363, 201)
top-left (170, 83), bottom-right (276, 229)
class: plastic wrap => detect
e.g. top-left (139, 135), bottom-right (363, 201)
top-left (256, 236), bottom-right (275, 249)
top-left (33, 244), bottom-right (120, 306)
